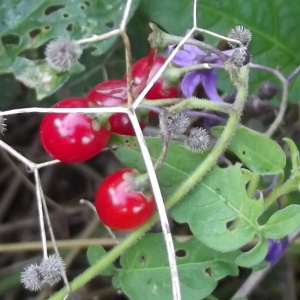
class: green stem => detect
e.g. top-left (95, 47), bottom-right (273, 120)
top-left (141, 98), bottom-right (181, 107)
top-left (246, 173), bottom-right (260, 198)
top-left (264, 177), bottom-right (300, 210)
top-left (48, 66), bottom-right (249, 300)
top-left (167, 97), bottom-right (233, 114)
top-left (166, 105), bottom-right (239, 209)
top-left (47, 213), bottom-right (159, 300)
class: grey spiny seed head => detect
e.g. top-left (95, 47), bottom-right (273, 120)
top-left (40, 254), bottom-right (66, 285)
top-left (184, 127), bottom-right (210, 152)
top-left (45, 38), bottom-right (82, 72)
top-left (167, 113), bottom-right (190, 135)
top-left (227, 26), bottom-right (252, 48)
top-left (231, 47), bottom-right (251, 67)
top-left (20, 264), bottom-right (43, 292)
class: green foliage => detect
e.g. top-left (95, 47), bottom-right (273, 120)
top-left (112, 233), bottom-right (240, 300)
top-left (138, 0), bottom-right (300, 102)
top-left (260, 205), bottom-right (300, 239)
top-left (86, 245), bottom-right (116, 276)
top-left (110, 134), bottom-right (300, 267)
top-left (211, 126), bottom-right (286, 175)
top-left (0, 0), bottom-right (140, 99)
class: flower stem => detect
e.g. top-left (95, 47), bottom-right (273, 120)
top-left (167, 97), bottom-right (233, 114)
top-left (149, 23), bottom-right (229, 62)
top-left (264, 177), bottom-right (300, 210)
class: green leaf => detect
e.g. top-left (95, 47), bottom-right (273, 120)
top-left (7, 57), bottom-right (84, 100)
top-left (0, 0), bottom-right (141, 98)
top-left (211, 126), bottom-right (286, 175)
top-left (109, 135), bottom-right (297, 267)
top-left (139, 0), bottom-right (300, 102)
top-left (171, 164), bottom-right (266, 252)
top-left (113, 233), bottom-right (240, 300)
top-left (87, 245), bottom-right (116, 276)
top-left (235, 236), bottom-right (269, 268)
top-left (260, 204), bottom-right (300, 239)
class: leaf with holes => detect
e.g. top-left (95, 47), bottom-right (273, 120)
top-left (211, 126), bottom-right (286, 175)
top-left (87, 245), bottom-right (117, 276)
top-left (171, 164), bottom-right (267, 253)
top-left (9, 57), bottom-right (84, 100)
top-left (0, 0), bottom-right (141, 99)
top-left (112, 233), bottom-right (240, 300)
top-left (139, 0), bottom-right (300, 102)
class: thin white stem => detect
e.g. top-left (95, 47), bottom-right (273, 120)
top-left (0, 107), bottom-right (129, 117)
top-left (196, 27), bottom-right (243, 47)
top-left (127, 111), bottom-right (181, 300)
top-left (193, 0), bottom-right (198, 27)
top-left (39, 182), bottom-right (71, 293)
top-left (76, 29), bottom-right (121, 45)
top-left (120, 0), bottom-right (133, 30)
top-left (79, 199), bottom-right (119, 244)
top-left (0, 140), bottom-right (36, 170)
top-left (250, 63), bottom-right (289, 137)
top-left (33, 168), bottom-right (48, 259)
top-left (37, 160), bottom-right (60, 169)
top-left (133, 28), bottom-right (197, 110)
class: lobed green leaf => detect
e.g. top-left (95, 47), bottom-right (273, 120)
top-left (260, 204), bottom-right (300, 239)
top-left (211, 126), bottom-right (286, 175)
top-left (113, 233), bottom-right (240, 300)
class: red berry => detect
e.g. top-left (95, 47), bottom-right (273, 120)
top-left (131, 49), bottom-right (156, 91)
top-left (40, 97), bottom-right (110, 163)
top-left (95, 169), bottom-right (155, 231)
top-left (145, 56), bottom-right (180, 100)
top-left (87, 80), bottom-right (145, 136)
top-left (131, 54), bottom-right (180, 116)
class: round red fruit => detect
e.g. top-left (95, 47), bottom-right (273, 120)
top-left (87, 80), bottom-right (145, 136)
top-left (95, 169), bottom-right (155, 231)
top-left (40, 97), bottom-right (110, 163)
top-left (145, 56), bottom-right (180, 100)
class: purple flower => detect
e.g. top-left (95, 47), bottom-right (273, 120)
top-left (169, 45), bottom-right (234, 102)
top-left (265, 238), bottom-right (289, 265)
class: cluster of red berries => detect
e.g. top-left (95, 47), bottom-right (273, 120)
top-left (39, 50), bottom-right (180, 230)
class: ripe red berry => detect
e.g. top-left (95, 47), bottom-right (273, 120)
top-left (131, 54), bottom-right (180, 116)
top-left (95, 169), bottom-right (155, 231)
top-left (145, 56), bottom-right (180, 100)
top-left (87, 80), bottom-right (145, 136)
top-left (40, 97), bottom-right (110, 163)
top-left (131, 49), bottom-right (156, 92)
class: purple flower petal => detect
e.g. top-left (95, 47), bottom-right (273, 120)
top-left (182, 44), bottom-right (206, 56)
top-left (169, 45), bottom-right (206, 67)
top-left (181, 71), bottom-right (203, 97)
top-left (172, 49), bottom-right (197, 66)
top-left (201, 69), bottom-right (223, 102)
top-left (265, 238), bottom-right (289, 265)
